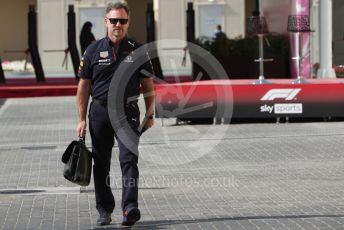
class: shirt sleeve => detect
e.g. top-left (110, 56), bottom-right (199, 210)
top-left (78, 47), bottom-right (92, 80)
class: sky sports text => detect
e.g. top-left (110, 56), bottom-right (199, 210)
top-left (260, 103), bottom-right (303, 114)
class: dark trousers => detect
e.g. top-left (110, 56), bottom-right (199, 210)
top-left (89, 101), bottom-right (140, 213)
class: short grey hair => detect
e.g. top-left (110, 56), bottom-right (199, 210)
top-left (106, 2), bottom-right (130, 16)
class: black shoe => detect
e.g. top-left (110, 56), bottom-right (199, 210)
top-left (122, 208), bottom-right (141, 226)
top-left (96, 209), bottom-right (112, 226)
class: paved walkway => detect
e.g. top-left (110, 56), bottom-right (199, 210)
top-left (0, 96), bottom-right (344, 229)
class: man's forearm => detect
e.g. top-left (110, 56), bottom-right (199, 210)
top-left (77, 79), bottom-right (91, 121)
top-left (142, 78), bottom-right (155, 116)
top-left (144, 95), bottom-right (155, 117)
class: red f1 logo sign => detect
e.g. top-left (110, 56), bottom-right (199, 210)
top-left (261, 89), bottom-right (301, 101)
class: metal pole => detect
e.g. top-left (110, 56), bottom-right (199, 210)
top-left (317, 0), bottom-right (336, 78)
top-left (253, 33), bottom-right (272, 85)
top-left (0, 57), bottom-right (5, 83)
top-left (295, 32), bottom-right (300, 78)
top-left (146, 3), bottom-right (155, 43)
top-left (146, 3), bottom-right (163, 80)
top-left (28, 5), bottom-right (45, 82)
top-left (252, 0), bottom-right (260, 16)
top-left (68, 5), bottom-right (80, 80)
top-left (258, 34), bottom-right (264, 79)
top-left (186, 2), bottom-right (195, 44)
top-left (299, 33), bottom-right (303, 79)
top-left (292, 31), bottom-right (307, 84)
top-left (188, 2), bottom-right (199, 81)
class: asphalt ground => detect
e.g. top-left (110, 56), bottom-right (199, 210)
top-left (0, 96), bottom-right (343, 229)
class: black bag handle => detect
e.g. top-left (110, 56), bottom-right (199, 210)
top-left (79, 136), bottom-right (85, 143)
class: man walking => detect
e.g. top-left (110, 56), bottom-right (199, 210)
top-left (76, 2), bottom-right (155, 226)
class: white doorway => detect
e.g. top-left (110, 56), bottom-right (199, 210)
top-left (78, 7), bottom-right (107, 41)
top-left (198, 4), bottom-right (225, 38)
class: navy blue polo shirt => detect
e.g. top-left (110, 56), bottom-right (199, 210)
top-left (78, 36), bottom-right (153, 103)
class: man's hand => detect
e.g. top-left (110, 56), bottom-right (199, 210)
top-left (141, 77), bottom-right (155, 131)
top-left (76, 120), bottom-right (87, 138)
top-left (143, 116), bottom-right (154, 129)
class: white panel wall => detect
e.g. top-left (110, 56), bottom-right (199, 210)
top-left (158, 0), bottom-right (185, 40)
top-left (78, 7), bottom-right (106, 41)
top-left (155, 0), bottom-right (246, 40)
top-left (154, 0), bottom-right (246, 76)
top-left (36, 0), bottom-right (246, 73)
top-left (224, 0), bottom-right (245, 38)
top-left (0, 0), bottom-right (35, 62)
top-left (198, 4), bottom-right (225, 38)
top-left (38, 0), bottom-right (70, 72)
top-left (194, 0), bottom-right (245, 39)
top-left (155, 0), bottom-right (190, 76)
top-left (261, 0), bottom-right (290, 34)
top-left (36, 0), bottom-right (136, 72)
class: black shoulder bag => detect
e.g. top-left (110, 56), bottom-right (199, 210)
top-left (61, 138), bottom-right (92, 186)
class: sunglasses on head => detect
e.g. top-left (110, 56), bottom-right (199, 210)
top-left (107, 18), bottom-right (128, 25)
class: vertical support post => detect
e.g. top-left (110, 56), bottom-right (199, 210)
top-left (28, 5), bottom-right (45, 82)
top-left (298, 32), bottom-right (303, 79)
top-left (146, 3), bottom-right (155, 43)
top-left (317, 0), bottom-right (336, 78)
top-left (68, 5), bottom-right (80, 80)
top-left (252, 0), bottom-right (260, 16)
top-left (186, 2), bottom-right (195, 44)
top-left (0, 57), bottom-right (5, 83)
top-left (258, 0), bottom-right (262, 14)
top-left (146, 3), bottom-right (163, 79)
top-left (292, 32), bottom-right (307, 84)
top-left (253, 33), bottom-right (272, 84)
top-left (187, 2), bottom-right (213, 124)
top-left (292, 31), bottom-right (301, 80)
top-left (248, 16), bottom-right (272, 84)
top-left (187, 2), bottom-right (199, 81)
top-left (258, 34), bottom-right (264, 79)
